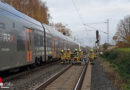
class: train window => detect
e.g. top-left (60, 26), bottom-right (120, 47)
top-left (50, 39), bottom-right (52, 48)
top-left (48, 38), bottom-right (51, 47)
top-left (17, 37), bottom-right (25, 51)
top-left (34, 33), bottom-right (39, 46)
top-left (34, 33), bottom-right (44, 47)
top-left (47, 37), bottom-right (51, 48)
top-left (0, 23), bottom-right (5, 29)
top-left (40, 36), bottom-right (43, 46)
top-left (12, 22), bottom-right (15, 28)
top-left (46, 38), bottom-right (48, 47)
top-left (47, 38), bottom-right (50, 47)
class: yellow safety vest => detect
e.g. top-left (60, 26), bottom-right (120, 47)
top-left (88, 53), bottom-right (95, 59)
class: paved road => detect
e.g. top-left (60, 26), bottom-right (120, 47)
top-left (91, 59), bottom-right (117, 90)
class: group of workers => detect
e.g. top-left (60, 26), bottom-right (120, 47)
top-left (60, 49), bottom-right (72, 64)
top-left (60, 48), bottom-right (96, 64)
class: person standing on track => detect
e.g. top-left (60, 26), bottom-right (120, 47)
top-left (66, 49), bottom-right (71, 63)
top-left (73, 49), bottom-right (80, 63)
top-left (60, 50), bottom-right (65, 64)
top-left (88, 49), bottom-right (95, 64)
top-left (79, 50), bottom-right (83, 61)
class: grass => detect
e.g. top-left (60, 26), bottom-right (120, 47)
top-left (99, 58), bottom-right (123, 89)
top-left (116, 48), bottom-right (130, 52)
top-left (100, 48), bottom-right (130, 90)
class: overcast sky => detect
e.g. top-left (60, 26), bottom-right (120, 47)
top-left (41, 0), bottom-right (130, 47)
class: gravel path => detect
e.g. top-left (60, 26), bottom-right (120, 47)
top-left (5, 64), bottom-right (68, 90)
top-left (91, 59), bottom-right (117, 90)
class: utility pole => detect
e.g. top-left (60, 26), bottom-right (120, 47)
top-left (105, 19), bottom-right (109, 44)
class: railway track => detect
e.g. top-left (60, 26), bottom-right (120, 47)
top-left (1, 61), bottom-right (68, 90)
top-left (34, 62), bottom-right (88, 90)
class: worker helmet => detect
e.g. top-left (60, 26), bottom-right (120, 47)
top-left (61, 50), bottom-right (64, 52)
top-left (75, 49), bottom-right (78, 51)
top-left (90, 49), bottom-right (93, 52)
top-left (67, 49), bottom-right (70, 51)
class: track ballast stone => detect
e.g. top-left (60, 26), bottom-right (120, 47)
top-left (6, 64), bottom-right (68, 90)
top-left (91, 59), bottom-right (117, 90)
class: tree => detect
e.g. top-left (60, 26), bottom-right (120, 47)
top-left (1, 0), bottom-right (50, 24)
top-left (50, 23), bottom-right (71, 36)
top-left (114, 16), bottom-right (130, 47)
top-left (102, 43), bottom-right (109, 50)
top-left (116, 41), bottom-right (126, 48)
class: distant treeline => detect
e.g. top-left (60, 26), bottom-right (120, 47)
top-left (113, 16), bottom-right (130, 48)
top-left (1, 0), bottom-right (72, 36)
top-left (1, 0), bottom-right (50, 24)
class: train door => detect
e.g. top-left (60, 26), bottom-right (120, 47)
top-left (26, 29), bottom-right (32, 62)
top-left (52, 37), bottom-right (56, 58)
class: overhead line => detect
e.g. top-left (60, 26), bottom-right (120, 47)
top-left (71, 0), bottom-right (98, 31)
top-left (71, 0), bottom-right (85, 25)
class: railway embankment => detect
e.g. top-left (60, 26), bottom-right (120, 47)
top-left (100, 48), bottom-right (130, 90)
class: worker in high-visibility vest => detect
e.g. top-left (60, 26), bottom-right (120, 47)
top-left (79, 50), bottom-right (83, 61)
top-left (88, 49), bottom-right (95, 63)
top-left (64, 50), bottom-right (67, 63)
top-left (66, 49), bottom-right (71, 63)
top-left (60, 50), bottom-right (65, 63)
top-left (73, 48), bottom-right (80, 62)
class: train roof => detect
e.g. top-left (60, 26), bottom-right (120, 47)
top-left (45, 26), bottom-right (77, 44)
top-left (0, 2), bottom-right (78, 44)
top-left (0, 2), bottom-right (68, 40)
top-left (0, 1), bottom-right (42, 27)
top-left (44, 24), bottom-right (78, 44)
top-left (44, 24), bottom-right (67, 39)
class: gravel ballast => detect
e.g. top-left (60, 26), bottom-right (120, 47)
top-left (91, 59), bottom-right (117, 90)
top-left (5, 63), bottom-right (68, 90)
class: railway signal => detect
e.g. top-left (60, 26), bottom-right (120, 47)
top-left (96, 30), bottom-right (99, 43)
top-left (95, 30), bottom-right (100, 51)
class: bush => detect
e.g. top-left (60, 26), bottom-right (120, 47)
top-left (122, 84), bottom-right (130, 90)
top-left (102, 49), bottom-right (119, 62)
top-left (101, 48), bottom-right (130, 89)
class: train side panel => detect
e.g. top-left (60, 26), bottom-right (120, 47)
top-left (0, 10), bottom-right (27, 71)
top-left (0, 8), bottom-right (44, 71)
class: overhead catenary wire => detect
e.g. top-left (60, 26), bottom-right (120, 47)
top-left (71, 0), bottom-right (98, 31)
top-left (85, 21), bottom-right (106, 25)
top-left (71, 0), bottom-right (85, 26)
top-left (71, 0), bottom-right (109, 34)
top-left (71, 0), bottom-right (110, 45)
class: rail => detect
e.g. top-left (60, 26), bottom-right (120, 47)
top-left (74, 62), bottom-right (88, 90)
top-left (34, 65), bottom-right (72, 90)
